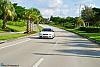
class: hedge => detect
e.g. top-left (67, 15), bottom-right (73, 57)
top-left (79, 27), bottom-right (100, 33)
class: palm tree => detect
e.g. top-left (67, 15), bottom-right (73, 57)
top-left (76, 17), bottom-right (85, 28)
top-left (0, 0), bottom-right (16, 29)
top-left (81, 6), bottom-right (95, 26)
top-left (24, 8), bottom-right (42, 33)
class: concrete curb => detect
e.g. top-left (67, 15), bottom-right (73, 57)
top-left (66, 30), bottom-right (100, 45)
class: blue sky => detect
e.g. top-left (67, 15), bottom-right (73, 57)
top-left (11, 0), bottom-right (100, 18)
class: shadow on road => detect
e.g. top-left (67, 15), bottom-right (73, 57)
top-left (55, 35), bottom-right (80, 38)
top-left (33, 52), bottom-right (100, 58)
top-left (62, 43), bottom-right (99, 48)
top-left (55, 49), bottom-right (100, 58)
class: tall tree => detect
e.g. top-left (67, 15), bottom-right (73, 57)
top-left (81, 6), bottom-right (95, 26)
top-left (75, 17), bottom-right (85, 27)
top-left (13, 3), bottom-right (26, 20)
top-left (24, 8), bottom-right (42, 33)
top-left (0, 0), bottom-right (16, 29)
top-left (92, 8), bottom-right (100, 26)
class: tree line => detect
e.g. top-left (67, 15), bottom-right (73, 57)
top-left (49, 6), bottom-right (100, 28)
top-left (0, 0), bottom-right (43, 33)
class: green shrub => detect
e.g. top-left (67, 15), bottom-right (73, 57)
top-left (79, 27), bottom-right (100, 33)
top-left (86, 27), bottom-right (100, 33)
top-left (79, 27), bottom-right (86, 31)
top-left (64, 23), bottom-right (75, 29)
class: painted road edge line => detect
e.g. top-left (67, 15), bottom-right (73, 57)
top-left (0, 39), bottom-right (31, 50)
top-left (33, 58), bottom-right (44, 67)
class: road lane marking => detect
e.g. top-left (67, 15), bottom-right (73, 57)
top-left (0, 39), bottom-right (31, 50)
top-left (33, 58), bottom-right (44, 67)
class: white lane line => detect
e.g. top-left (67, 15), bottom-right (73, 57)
top-left (0, 39), bottom-right (31, 50)
top-left (33, 58), bottom-right (44, 67)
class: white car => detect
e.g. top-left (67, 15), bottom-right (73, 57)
top-left (39, 28), bottom-right (55, 39)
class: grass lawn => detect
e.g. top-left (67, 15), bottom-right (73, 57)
top-left (0, 25), bottom-right (43, 41)
top-left (7, 25), bottom-right (26, 32)
top-left (65, 28), bottom-right (100, 42)
top-left (80, 33), bottom-right (100, 42)
top-left (0, 33), bottom-right (27, 40)
top-left (0, 28), bottom-right (5, 33)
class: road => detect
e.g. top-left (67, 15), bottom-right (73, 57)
top-left (0, 24), bottom-right (100, 67)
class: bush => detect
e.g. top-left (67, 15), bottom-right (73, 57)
top-left (79, 27), bottom-right (86, 31)
top-left (79, 27), bottom-right (100, 33)
top-left (86, 27), bottom-right (100, 33)
top-left (64, 23), bottom-right (75, 29)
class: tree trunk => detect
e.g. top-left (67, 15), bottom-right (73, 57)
top-left (2, 16), bottom-right (7, 29)
top-left (26, 20), bottom-right (30, 33)
top-left (30, 21), bottom-right (33, 33)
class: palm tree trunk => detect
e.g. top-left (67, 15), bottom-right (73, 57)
top-left (2, 17), bottom-right (7, 29)
top-left (26, 20), bottom-right (29, 33)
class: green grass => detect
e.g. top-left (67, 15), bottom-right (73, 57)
top-left (0, 28), bottom-right (5, 33)
top-left (0, 25), bottom-right (43, 41)
top-left (7, 25), bottom-right (26, 32)
top-left (8, 20), bottom-right (26, 27)
top-left (80, 33), bottom-right (100, 42)
top-left (0, 33), bottom-right (27, 40)
top-left (65, 28), bottom-right (100, 42)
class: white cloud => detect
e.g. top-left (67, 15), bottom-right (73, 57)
top-left (40, 0), bottom-right (69, 18)
top-left (40, 8), bottom-right (55, 18)
top-left (49, 0), bottom-right (63, 8)
top-left (40, 0), bottom-right (96, 18)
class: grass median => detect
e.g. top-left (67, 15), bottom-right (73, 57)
top-left (0, 34), bottom-right (27, 40)
top-left (67, 28), bottom-right (100, 42)
top-left (0, 25), bottom-right (43, 41)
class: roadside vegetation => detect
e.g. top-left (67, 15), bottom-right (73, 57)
top-left (47, 6), bottom-right (100, 43)
top-left (0, 34), bottom-right (27, 40)
top-left (0, 0), bottom-right (44, 40)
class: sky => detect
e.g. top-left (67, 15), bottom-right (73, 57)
top-left (11, 0), bottom-right (100, 18)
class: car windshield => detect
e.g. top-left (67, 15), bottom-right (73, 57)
top-left (42, 28), bottom-right (53, 32)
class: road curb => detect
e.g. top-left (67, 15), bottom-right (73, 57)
top-left (66, 30), bottom-right (100, 45)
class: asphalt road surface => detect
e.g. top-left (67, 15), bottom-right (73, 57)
top-left (0, 24), bottom-right (100, 67)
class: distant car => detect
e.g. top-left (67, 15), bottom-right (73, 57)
top-left (39, 28), bottom-right (55, 39)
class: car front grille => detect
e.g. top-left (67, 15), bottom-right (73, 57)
top-left (43, 34), bottom-right (48, 35)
